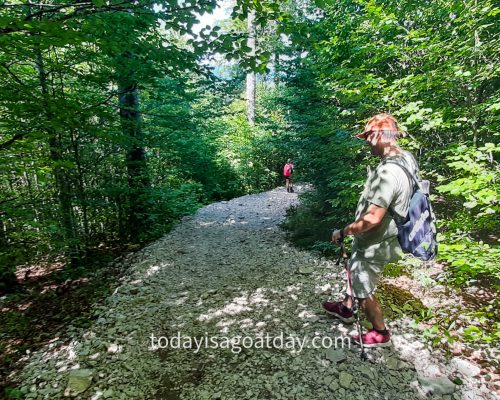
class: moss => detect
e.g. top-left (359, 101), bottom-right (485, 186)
top-left (377, 282), bottom-right (426, 319)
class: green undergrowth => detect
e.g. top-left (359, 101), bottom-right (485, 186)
top-left (436, 236), bottom-right (500, 290)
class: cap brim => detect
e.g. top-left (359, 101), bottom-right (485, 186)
top-left (356, 130), bottom-right (406, 139)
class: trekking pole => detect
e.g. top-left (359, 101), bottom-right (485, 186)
top-left (336, 240), bottom-right (367, 361)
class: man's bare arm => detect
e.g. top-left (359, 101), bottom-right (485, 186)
top-left (332, 204), bottom-right (387, 243)
top-left (344, 204), bottom-right (387, 236)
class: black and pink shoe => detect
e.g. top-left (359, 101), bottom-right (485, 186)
top-left (353, 329), bottom-right (392, 348)
top-left (322, 301), bottom-right (355, 323)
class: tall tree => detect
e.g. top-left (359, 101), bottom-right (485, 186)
top-left (246, 8), bottom-right (257, 125)
top-left (35, 46), bottom-right (79, 263)
top-left (117, 50), bottom-right (151, 239)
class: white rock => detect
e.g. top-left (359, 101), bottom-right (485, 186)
top-left (450, 357), bottom-right (481, 377)
top-left (107, 343), bottom-right (120, 354)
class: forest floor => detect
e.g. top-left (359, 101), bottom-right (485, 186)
top-left (3, 186), bottom-right (499, 400)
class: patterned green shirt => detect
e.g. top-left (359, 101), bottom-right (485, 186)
top-left (352, 151), bottom-right (418, 263)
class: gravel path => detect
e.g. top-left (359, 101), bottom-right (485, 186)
top-left (14, 186), bottom-right (495, 400)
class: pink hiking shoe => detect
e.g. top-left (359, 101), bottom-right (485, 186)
top-left (353, 329), bottom-right (392, 348)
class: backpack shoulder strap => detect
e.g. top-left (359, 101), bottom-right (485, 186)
top-left (382, 159), bottom-right (419, 223)
top-left (383, 159), bottom-right (419, 188)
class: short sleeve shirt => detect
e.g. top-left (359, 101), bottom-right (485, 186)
top-left (352, 151), bottom-right (418, 263)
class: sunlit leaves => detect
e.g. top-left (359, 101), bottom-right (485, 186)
top-left (436, 145), bottom-right (499, 216)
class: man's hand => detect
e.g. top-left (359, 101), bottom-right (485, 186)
top-left (331, 229), bottom-right (344, 244)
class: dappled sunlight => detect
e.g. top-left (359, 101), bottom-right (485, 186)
top-left (238, 318), bottom-right (254, 329)
top-left (297, 309), bottom-right (321, 322)
top-left (288, 292), bottom-right (299, 301)
top-left (166, 295), bottom-right (189, 307)
top-left (14, 338), bottom-right (83, 378)
top-left (0, 0), bottom-right (496, 395)
top-left (15, 256), bottom-right (66, 284)
top-left (248, 288), bottom-right (269, 306)
top-left (142, 261), bottom-right (172, 278)
top-left (285, 283), bottom-right (303, 292)
top-left (1, 300), bottom-right (32, 313)
top-left (333, 323), bottom-right (351, 337)
top-left (196, 220), bottom-right (218, 228)
top-left (255, 321), bottom-right (267, 330)
top-left (315, 283), bottom-right (333, 295)
top-left (197, 288), bottom-right (277, 327)
top-left (41, 277), bottom-right (90, 294)
top-left (8, 184), bottom-right (494, 400)
top-left (216, 319), bottom-right (237, 329)
top-left (198, 294), bottom-right (253, 322)
top-left (222, 218), bottom-right (243, 226)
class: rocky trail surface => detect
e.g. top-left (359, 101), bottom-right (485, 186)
top-left (13, 187), bottom-right (496, 400)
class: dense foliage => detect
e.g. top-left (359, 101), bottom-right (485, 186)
top-left (270, 0), bottom-right (499, 290)
top-left (0, 0), bottom-right (285, 293)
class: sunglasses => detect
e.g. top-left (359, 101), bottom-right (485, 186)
top-left (361, 130), bottom-right (380, 141)
top-left (361, 129), bottom-right (401, 140)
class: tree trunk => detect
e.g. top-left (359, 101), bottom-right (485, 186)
top-left (246, 9), bottom-right (256, 126)
top-left (274, 52), bottom-right (280, 86)
top-left (118, 51), bottom-right (150, 241)
top-left (70, 128), bottom-right (90, 251)
top-left (35, 48), bottom-right (79, 265)
top-left (0, 216), bottom-right (20, 294)
top-left (0, 217), bottom-right (7, 249)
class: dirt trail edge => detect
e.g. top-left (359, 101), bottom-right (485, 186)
top-left (13, 187), bottom-right (493, 400)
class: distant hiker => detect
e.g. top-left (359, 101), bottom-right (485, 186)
top-left (283, 159), bottom-right (294, 193)
top-left (323, 113), bottom-right (420, 348)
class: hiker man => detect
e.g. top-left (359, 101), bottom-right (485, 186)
top-left (283, 159), bottom-right (294, 193)
top-left (322, 113), bottom-right (419, 347)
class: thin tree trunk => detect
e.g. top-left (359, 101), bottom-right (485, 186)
top-left (274, 52), bottom-right (280, 86)
top-left (246, 9), bottom-right (256, 126)
top-left (0, 234), bottom-right (18, 292)
top-left (35, 47), bottom-right (79, 265)
top-left (0, 218), bottom-right (6, 249)
top-left (118, 51), bottom-right (150, 240)
top-left (70, 129), bottom-right (90, 249)
top-left (23, 167), bottom-right (40, 234)
top-left (0, 216), bottom-right (19, 292)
